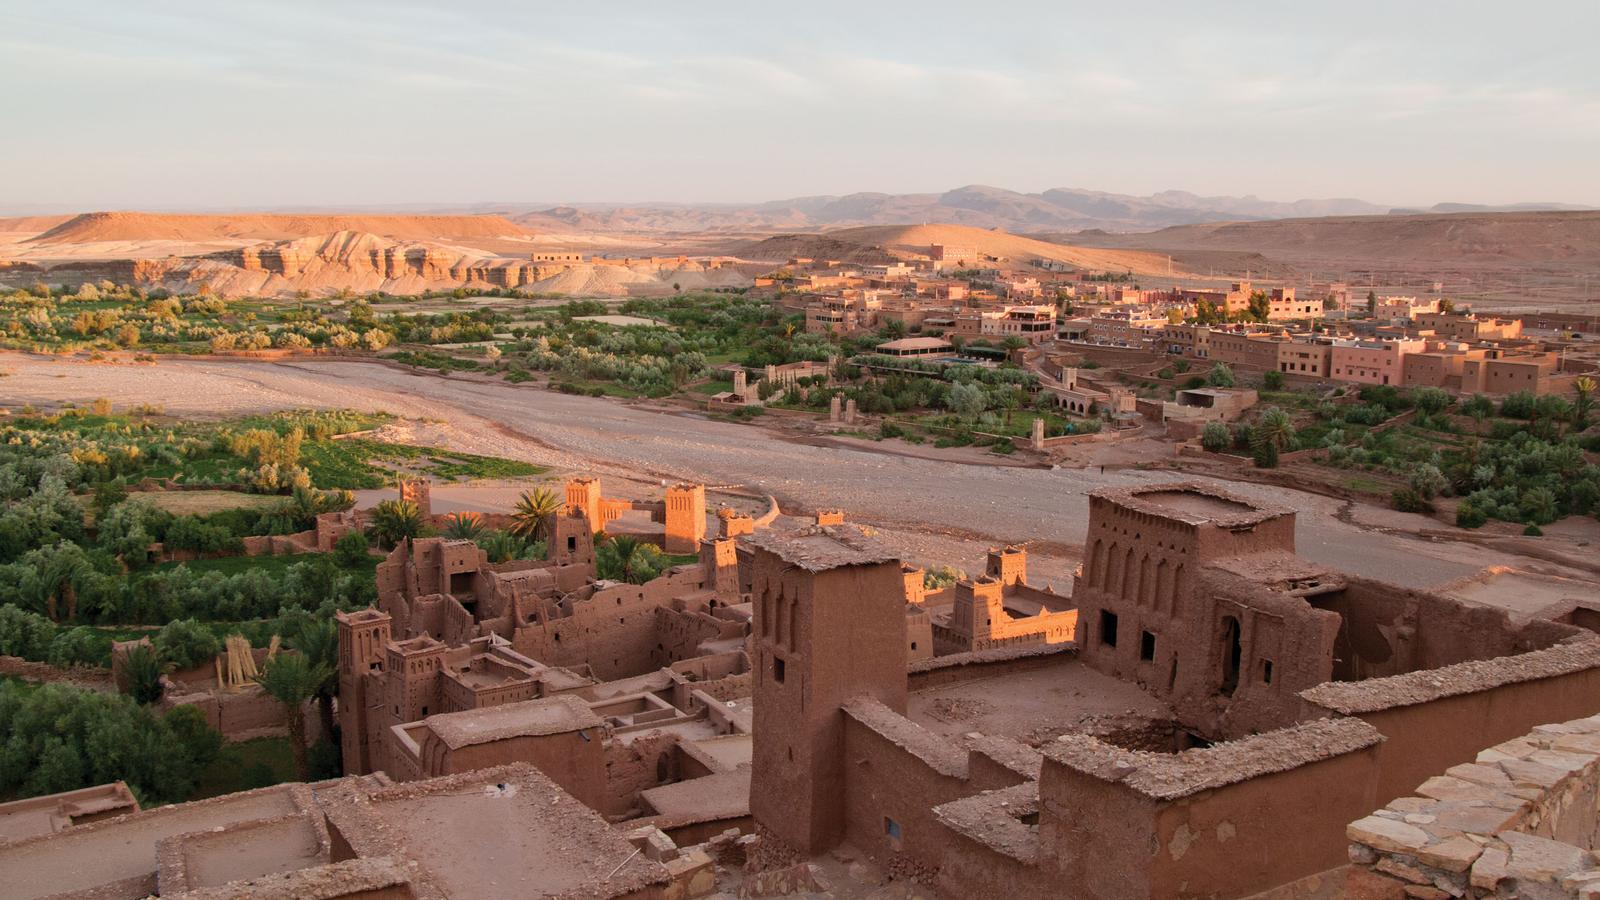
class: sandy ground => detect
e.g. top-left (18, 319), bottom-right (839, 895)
top-left (2, 354), bottom-right (1594, 600)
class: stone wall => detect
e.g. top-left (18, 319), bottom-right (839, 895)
top-left (1347, 712), bottom-right (1600, 898)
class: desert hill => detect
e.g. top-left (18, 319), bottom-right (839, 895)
top-left (29, 212), bottom-right (531, 244)
top-left (1055, 210), bottom-right (1600, 268)
top-left (734, 223), bottom-right (1194, 276)
top-left (0, 215), bottom-right (74, 237)
top-left (0, 229), bottom-right (755, 299)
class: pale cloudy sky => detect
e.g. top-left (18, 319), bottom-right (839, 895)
top-left (3, 0), bottom-right (1596, 210)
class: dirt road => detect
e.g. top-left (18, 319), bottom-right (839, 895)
top-left (0, 354), bottom-right (1573, 590)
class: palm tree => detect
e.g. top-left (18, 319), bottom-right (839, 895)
top-left (1575, 376), bottom-right (1596, 429)
top-left (287, 618), bottom-right (340, 747)
top-left (255, 653), bottom-right (332, 781)
top-left (597, 536), bottom-right (665, 584)
top-left (368, 499), bottom-right (424, 549)
top-left (442, 511), bottom-right (484, 540)
top-left (1251, 408), bottom-right (1297, 455)
top-left (510, 487), bottom-right (562, 542)
top-left (122, 643), bottom-right (168, 705)
top-left (478, 529), bottom-right (537, 564)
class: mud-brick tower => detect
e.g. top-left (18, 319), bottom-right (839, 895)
top-left (747, 524), bottom-right (908, 855)
top-left (565, 477), bottom-right (602, 533)
top-left (664, 483), bottom-right (707, 553)
top-left (336, 608), bottom-right (392, 775)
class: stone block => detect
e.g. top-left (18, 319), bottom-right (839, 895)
top-left (1416, 776), bottom-right (1491, 803)
top-left (1470, 844), bottom-right (1509, 892)
top-left (1375, 857), bottom-right (1431, 884)
top-left (1414, 835), bottom-right (1483, 873)
top-left (1349, 816), bottom-right (1431, 854)
top-left (1500, 758), bottom-right (1566, 789)
top-left (1553, 733), bottom-right (1600, 756)
top-left (1443, 763), bottom-right (1513, 789)
top-left (1500, 831), bottom-right (1590, 882)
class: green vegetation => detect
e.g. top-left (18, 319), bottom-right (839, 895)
top-left (0, 680), bottom-right (220, 803)
top-left (1298, 386), bottom-right (1600, 528)
top-left (596, 535), bottom-right (667, 584)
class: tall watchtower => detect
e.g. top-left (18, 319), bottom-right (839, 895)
top-left (747, 524), bottom-right (907, 856)
top-left (663, 483), bottom-right (707, 554)
top-left (335, 607), bottom-right (392, 775)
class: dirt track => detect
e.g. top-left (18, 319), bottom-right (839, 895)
top-left (1, 354), bottom-right (1586, 592)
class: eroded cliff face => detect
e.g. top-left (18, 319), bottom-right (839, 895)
top-left (1, 231), bottom-right (757, 298)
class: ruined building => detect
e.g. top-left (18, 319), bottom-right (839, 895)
top-left (741, 484), bottom-right (1600, 898)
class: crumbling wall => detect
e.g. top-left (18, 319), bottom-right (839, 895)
top-left (603, 730), bottom-right (682, 820)
top-left (512, 566), bottom-right (710, 681)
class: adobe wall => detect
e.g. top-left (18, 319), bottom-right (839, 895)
top-left (841, 699), bottom-right (1027, 876)
top-left (1303, 640), bottom-right (1600, 809)
top-left (907, 643), bottom-right (1078, 692)
top-left (604, 730), bottom-right (682, 819)
top-left (1040, 720), bottom-right (1384, 900)
top-left (511, 566), bottom-right (710, 681)
top-left (440, 730), bottom-right (606, 810)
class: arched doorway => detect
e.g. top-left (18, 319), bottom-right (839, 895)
top-left (1219, 616), bottom-right (1242, 697)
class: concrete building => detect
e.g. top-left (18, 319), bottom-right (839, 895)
top-left (1329, 337), bottom-right (1426, 385)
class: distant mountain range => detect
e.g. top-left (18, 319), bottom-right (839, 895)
top-left (483, 186), bottom-right (1590, 235)
top-left (4, 187), bottom-right (1590, 235)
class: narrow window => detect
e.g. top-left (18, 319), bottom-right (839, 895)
top-left (1099, 610), bottom-right (1119, 648)
top-left (567, 536), bottom-right (577, 552)
top-left (884, 817), bottom-right (903, 843)
top-left (1140, 630), bottom-right (1156, 662)
top-left (1261, 659), bottom-right (1274, 684)
top-left (773, 656), bottom-right (786, 684)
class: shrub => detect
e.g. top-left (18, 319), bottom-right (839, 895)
top-left (1262, 371), bottom-right (1284, 390)
top-left (1391, 488), bottom-right (1435, 514)
top-left (153, 619), bottom-right (221, 669)
top-left (334, 529), bottom-right (371, 567)
top-left (1207, 363), bottom-right (1235, 388)
top-left (1523, 524), bottom-right (1544, 536)
top-left (1409, 464), bottom-right (1448, 500)
top-left (1200, 421), bottom-right (1230, 452)
top-left (1455, 503), bottom-right (1487, 529)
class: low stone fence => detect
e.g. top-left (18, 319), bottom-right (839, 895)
top-left (1347, 712), bottom-right (1600, 898)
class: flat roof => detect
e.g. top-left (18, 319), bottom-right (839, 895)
top-left (744, 524), bottom-right (901, 572)
top-left (328, 765), bottom-right (666, 899)
top-left (1093, 482), bottom-right (1291, 528)
top-left (424, 694), bottom-right (601, 750)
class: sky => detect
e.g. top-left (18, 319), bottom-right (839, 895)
top-left (2, 0), bottom-right (1597, 211)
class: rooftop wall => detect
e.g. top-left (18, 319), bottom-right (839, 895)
top-left (1302, 638), bottom-right (1600, 808)
top-left (1038, 719), bottom-right (1384, 899)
